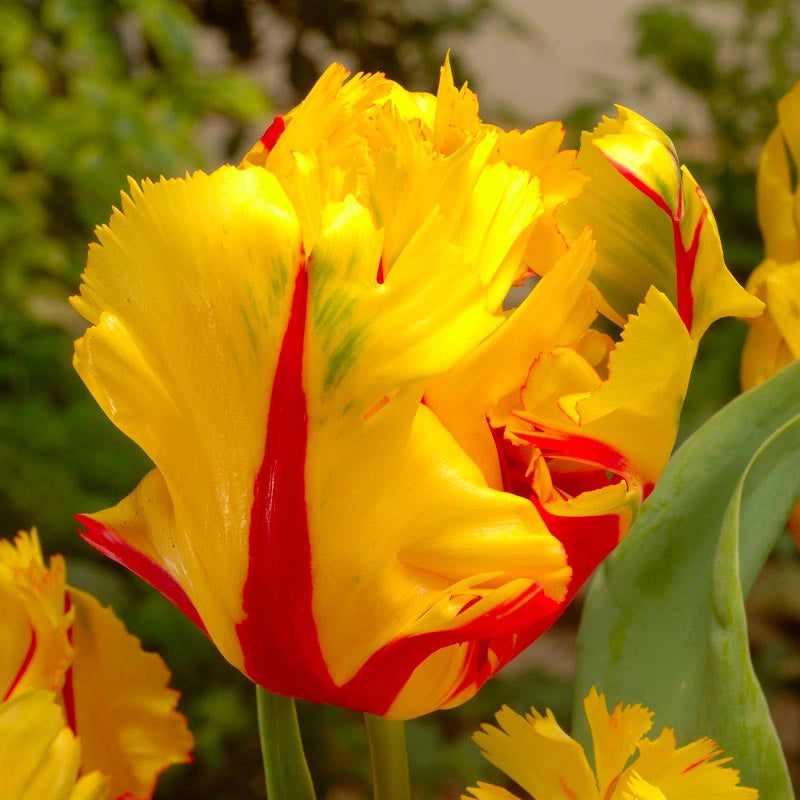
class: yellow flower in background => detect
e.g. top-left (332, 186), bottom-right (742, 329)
top-left (0, 531), bottom-right (192, 800)
top-left (71, 56), bottom-right (760, 719)
top-left (0, 690), bottom-right (109, 800)
top-left (464, 688), bottom-right (758, 800)
top-left (740, 80), bottom-right (800, 542)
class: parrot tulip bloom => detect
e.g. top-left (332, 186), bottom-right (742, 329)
top-left (0, 531), bottom-right (192, 800)
top-left (72, 59), bottom-right (760, 719)
top-left (740, 80), bottom-right (800, 541)
top-left (465, 688), bottom-right (758, 800)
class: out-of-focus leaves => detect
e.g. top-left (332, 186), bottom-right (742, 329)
top-left (574, 361), bottom-right (800, 797)
top-left (637, 9), bottom-right (717, 90)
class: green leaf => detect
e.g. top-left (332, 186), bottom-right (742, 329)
top-left (573, 360), bottom-right (800, 797)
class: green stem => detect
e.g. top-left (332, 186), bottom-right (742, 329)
top-left (364, 714), bottom-right (411, 800)
top-left (256, 686), bottom-right (316, 800)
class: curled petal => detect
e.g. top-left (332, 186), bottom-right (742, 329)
top-left (559, 106), bottom-right (762, 338)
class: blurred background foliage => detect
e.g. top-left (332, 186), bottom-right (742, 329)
top-left (0, 0), bottom-right (798, 797)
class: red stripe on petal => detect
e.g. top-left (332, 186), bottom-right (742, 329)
top-left (673, 193), bottom-right (705, 332)
top-left (62, 592), bottom-right (76, 734)
top-left (324, 502), bottom-right (621, 716)
top-left (76, 515), bottom-right (208, 636)
top-left (236, 262), bottom-right (337, 700)
top-left (259, 115), bottom-right (286, 151)
top-left (606, 156), bottom-right (675, 217)
top-left (683, 753), bottom-right (714, 773)
top-left (534, 501), bottom-right (622, 588)
top-left (2, 628), bottom-right (37, 702)
top-left (601, 151), bottom-right (702, 332)
top-left (513, 428), bottom-right (631, 481)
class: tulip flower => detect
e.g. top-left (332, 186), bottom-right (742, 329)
top-left (740, 80), bottom-right (800, 542)
top-left (0, 531), bottom-right (192, 799)
top-left (464, 687), bottom-right (758, 800)
top-left (71, 57), bottom-right (761, 719)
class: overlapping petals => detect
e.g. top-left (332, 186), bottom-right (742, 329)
top-left (0, 531), bottom-right (191, 799)
top-left (740, 80), bottom-right (800, 542)
top-left (0, 689), bottom-right (109, 800)
top-left (464, 688), bottom-right (758, 800)
top-left (72, 57), bottom-right (758, 718)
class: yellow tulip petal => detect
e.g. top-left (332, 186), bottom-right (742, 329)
top-left (740, 312), bottom-right (794, 391)
top-left (294, 199), bottom-right (569, 717)
top-left (757, 127), bottom-right (798, 262)
top-left (777, 80), bottom-right (800, 183)
top-left (242, 63), bottom-right (393, 173)
top-left (621, 772), bottom-right (667, 800)
top-left (0, 532), bottom-right (72, 701)
top-left (633, 729), bottom-right (758, 800)
top-left (740, 259), bottom-right (800, 390)
top-left (463, 783), bottom-right (523, 800)
top-left (678, 169), bottom-right (764, 338)
top-left (558, 109), bottom-right (678, 320)
top-left (433, 52), bottom-right (482, 155)
top-left (472, 705), bottom-right (599, 800)
top-left (67, 588), bottom-right (192, 800)
top-left (0, 689), bottom-right (109, 800)
top-left (72, 165), bottom-right (304, 668)
top-left (559, 107), bottom-right (762, 339)
top-left (762, 261), bottom-right (800, 355)
top-left (515, 287), bottom-right (694, 491)
top-left (583, 687), bottom-right (653, 798)
top-left (424, 228), bottom-right (597, 488)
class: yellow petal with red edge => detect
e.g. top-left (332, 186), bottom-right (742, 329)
top-left (559, 107), bottom-right (762, 338)
top-left (558, 108), bottom-right (678, 319)
top-left (472, 705), bottom-right (599, 800)
top-left (302, 199), bottom-right (569, 716)
top-left (679, 168), bottom-right (763, 338)
top-left (622, 772), bottom-right (667, 800)
top-left (68, 587), bottom-right (192, 800)
top-left (631, 729), bottom-right (758, 800)
top-left (583, 687), bottom-right (653, 798)
top-left (0, 689), bottom-right (109, 800)
top-left (72, 165), bottom-right (304, 672)
top-left (0, 532), bottom-right (73, 701)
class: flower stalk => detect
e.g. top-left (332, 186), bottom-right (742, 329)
top-left (364, 713), bottom-right (411, 800)
top-left (256, 686), bottom-right (316, 800)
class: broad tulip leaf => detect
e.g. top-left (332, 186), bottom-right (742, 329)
top-left (573, 359), bottom-right (800, 797)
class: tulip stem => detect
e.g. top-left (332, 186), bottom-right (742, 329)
top-left (256, 686), bottom-right (316, 800)
top-left (364, 713), bottom-right (411, 800)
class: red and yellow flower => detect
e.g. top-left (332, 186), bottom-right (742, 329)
top-left (465, 687), bottom-right (758, 800)
top-left (740, 80), bottom-right (800, 542)
top-left (0, 531), bottom-right (192, 799)
top-left (71, 58), bottom-right (761, 718)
